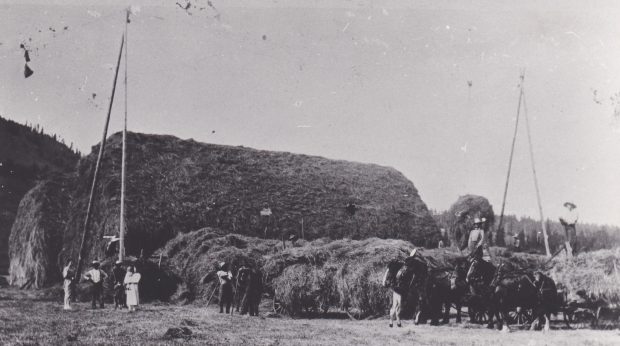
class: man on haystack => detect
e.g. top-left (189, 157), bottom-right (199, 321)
top-left (83, 260), bottom-right (108, 309)
top-left (467, 218), bottom-right (486, 254)
top-left (559, 202), bottom-right (578, 256)
top-left (217, 262), bottom-right (234, 313)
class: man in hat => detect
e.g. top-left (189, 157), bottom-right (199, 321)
top-left (559, 202), bottom-right (579, 256)
top-left (216, 262), bottom-right (233, 313)
top-left (83, 260), bottom-right (108, 309)
top-left (111, 260), bottom-right (126, 309)
top-left (467, 218), bottom-right (486, 254)
top-left (513, 234), bottom-right (521, 251)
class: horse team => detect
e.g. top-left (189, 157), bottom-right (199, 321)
top-left (383, 247), bottom-right (561, 332)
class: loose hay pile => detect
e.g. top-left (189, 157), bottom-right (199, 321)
top-left (265, 237), bottom-right (414, 317)
top-left (548, 248), bottom-right (620, 303)
top-left (163, 230), bottom-right (552, 317)
top-left (161, 228), bottom-right (280, 302)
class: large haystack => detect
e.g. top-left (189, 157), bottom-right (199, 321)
top-left (11, 131), bottom-right (438, 287)
top-left (548, 248), bottom-right (620, 303)
top-left (8, 178), bottom-right (73, 288)
top-left (445, 195), bottom-right (494, 250)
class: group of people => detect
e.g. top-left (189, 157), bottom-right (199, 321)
top-left (466, 202), bottom-right (579, 256)
top-left (62, 259), bottom-right (141, 312)
top-left (216, 262), bottom-right (263, 316)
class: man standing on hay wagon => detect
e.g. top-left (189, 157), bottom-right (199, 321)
top-left (467, 218), bottom-right (486, 254)
top-left (217, 262), bottom-right (234, 314)
top-left (559, 202), bottom-right (578, 256)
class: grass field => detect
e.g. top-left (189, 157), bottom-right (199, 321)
top-left (1, 288), bottom-right (618, 346)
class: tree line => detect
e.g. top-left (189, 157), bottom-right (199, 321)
top-left (431, 210), bottom-right (620, 254)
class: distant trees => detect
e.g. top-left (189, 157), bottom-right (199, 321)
top-left (431, 209), bottom-right (620, 253)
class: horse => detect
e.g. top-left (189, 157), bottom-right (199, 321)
top-left (464, 255), bottom-right (497, 324)
top-left (236, 266), bottom-right (263, 316)
top-left (487, 264), bottom-right (560, 332)
top-left (447, 257), bottom-right (471, 323)
top-left (383, 257), bottom-right (450, 327)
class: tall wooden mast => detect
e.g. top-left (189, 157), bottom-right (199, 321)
top-left (119, 8), bottom-right (130, 262)
top-left (74, 34), bottom-right (125, 283)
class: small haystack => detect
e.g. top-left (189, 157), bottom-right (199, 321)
top-left (445, 195), bottom-right (495, 250)
top-left (161, 228), bottom-right (280, 301)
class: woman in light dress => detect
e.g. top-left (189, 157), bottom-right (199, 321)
top-left (124, 265), bottom-right (141, 312)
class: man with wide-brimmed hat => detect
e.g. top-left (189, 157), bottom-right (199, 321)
top-left (111, 260), bottom-right (126, 309)
top-left (559, 202), bottom-right (578, 256)
top-left (83, 260), bottom-right (108, 309)
top-left (467, 217), bottom-right (486, 254)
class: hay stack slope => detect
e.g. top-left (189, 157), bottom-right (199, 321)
top-left (8, 178), bottom-right (73, 288)
top-left (0, 116), bottom-right (79, 275)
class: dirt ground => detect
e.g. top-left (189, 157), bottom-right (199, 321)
top-left (1, 288), bottom-right (618, 346)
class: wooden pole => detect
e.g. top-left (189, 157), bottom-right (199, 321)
top-left (75, 34), bottom-right (125, 283)
top-left (119, 8), bottom-right (130, 263)
top-left (497, 73), bottom-right (525, 236)
top-left (301, 217), bottom-right (305, 240)
top-left (521, 88), bottom-right (551, 257)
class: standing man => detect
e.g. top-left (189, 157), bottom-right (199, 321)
top-left (83, 260), bottom-right (107, 309)
top-left (217, 262), bottom-right (233, 314)
top-left (559, 202), bottom-right (578, 256)
top-left (467, 218), bottom-right (486, 254)
top-left (62, 260), bottom-right (74, 310)
top-left (111, 260), bottom-right (126, 309)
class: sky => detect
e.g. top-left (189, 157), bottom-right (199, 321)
top-left (1, 0), bottom-right (620, 226)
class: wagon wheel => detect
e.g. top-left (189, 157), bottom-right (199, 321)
top-left (563, 308), bottom-right (576, 328)
top-left (469, 308), bottom-right (489, 324)
top-left (273, 298), bottom-right (284, 314)
top-left (508, 307), bottom-right (533, 325)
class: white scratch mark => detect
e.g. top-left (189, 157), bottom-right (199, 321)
top-left (296, 125), bottom-right (312, 128)
top-left (342, 22), bottom-right (350, 32)
top-left (87, 10), bottom-right (101, 18)
top-left (460, 143), bottom-right (468, 153)
top-left (382, 8), bottom-right (389, 16)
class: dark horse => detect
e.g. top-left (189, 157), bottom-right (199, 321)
top-left (236, 266), bottom-right (263, 316)
top-left (383, 257), bottom-right (449, 327)
top-left (464, 255), bottom-right (497, 324)
top-left (446, 257), bottom-right (471, 323)
top-left (487, 263), bottom-right (560, 332)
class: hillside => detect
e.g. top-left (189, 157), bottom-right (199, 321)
top-left (9, 131), bottom-right (439, 287)
top-left (0, 116), bottom-right (79, 275)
